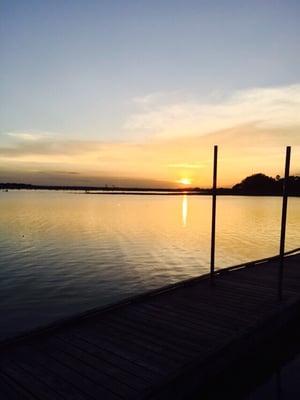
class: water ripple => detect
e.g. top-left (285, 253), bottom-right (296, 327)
top-left (0, 191), bottom-right (299, 339)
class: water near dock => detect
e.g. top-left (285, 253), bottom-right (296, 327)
top-left (0, 191), bottom-right (299, 340)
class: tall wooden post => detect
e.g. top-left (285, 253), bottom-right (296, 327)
top-left (210, 145), bottom-right (218, 280)
top-left (278, 146), bottom-right (291, 301)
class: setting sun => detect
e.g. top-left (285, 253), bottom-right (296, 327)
top-left (178, 178), bottom-right (192, 185)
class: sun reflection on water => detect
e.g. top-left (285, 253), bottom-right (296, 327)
top-left (182, 195), bottom-right (188, 227)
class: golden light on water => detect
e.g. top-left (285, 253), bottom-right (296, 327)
top-left (182, 195), bottom-right (188, 227)
top-left (178, 178), bottom-right (192, 185)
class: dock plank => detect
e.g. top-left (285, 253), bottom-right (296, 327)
top-left (1, 360), bottom-right (66, 400)
top-left (46, 336), bottom-right (149, 391)
top-left (55, 332), bottom-right (159, 384)
top-left (0, 371), bottom-right (35, 400)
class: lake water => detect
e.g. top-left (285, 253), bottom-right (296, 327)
top-left (0, 191), bottom-right (299, 340)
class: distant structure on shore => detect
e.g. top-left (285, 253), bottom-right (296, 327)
top-left (0, 173), bottom-right (299, 196)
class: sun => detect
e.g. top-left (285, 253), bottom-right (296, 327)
top-left (178, 178), bottom-right (192, 185)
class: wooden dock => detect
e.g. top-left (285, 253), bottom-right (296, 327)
top-left (0, 252), bottom-right (299, 399)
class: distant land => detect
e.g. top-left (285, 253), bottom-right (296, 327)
top-left (1, 173), bottom-right (299, 196)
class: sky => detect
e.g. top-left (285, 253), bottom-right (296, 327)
top-left (0, 0), bottom-right (300, 187)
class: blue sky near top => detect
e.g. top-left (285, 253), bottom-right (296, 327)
top-left (0, 0), bottom-right (299, 186)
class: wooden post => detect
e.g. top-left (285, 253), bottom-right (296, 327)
top-left (278, 146), bottom-right (291, 301)
top-left (210, 145), bottom-right (218, 280)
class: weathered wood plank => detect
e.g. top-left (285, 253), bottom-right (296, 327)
top-left (45, 336), bottom-right (150, 392)
top-left (17, 343), bottom-right (136, 399)
top-left (102, 312), bottom-right (203, 358)
top-left (114, 306), bottom-right (214, 352)
top-left (0, 371), bottom-right (35, 400)
top-left (56, 332), bottom-right (159, 384)
top-left (92, 317), bottom-right (190, 362)
top-left (222, 267), bottom-right (300, 291)
top-left (0, 361), bottom-right (66, 400)
top-left (69, 327), bottom-right (169, 376)
top-left (10, 347), bottom-right (121, 400)
top-left (133, 302), bottom-right (234, 336)
top-left (76, 322), bottom-right (180, 372)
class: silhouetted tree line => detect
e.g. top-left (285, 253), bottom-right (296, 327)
top-left (232, 173), bottom-right (300, 196)
top-left (1, 173), bottom-right (299, 196)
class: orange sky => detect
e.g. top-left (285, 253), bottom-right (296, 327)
top-left (1, 122), bottom-right (299, 188)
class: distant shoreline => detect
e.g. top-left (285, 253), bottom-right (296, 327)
top-left (1, 188), bottom-right (299, 197)
top-left (1, 173), bottom-right (299, 196)
top-left (82, 191), bottom-right (300, 197)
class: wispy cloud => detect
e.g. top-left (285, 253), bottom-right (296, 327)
top-left (125, 84), bottom-right (300, 138)
top-left (0, 139), bottom-right (102, 158)
top-left (6, 132), bottom-right (50, 141)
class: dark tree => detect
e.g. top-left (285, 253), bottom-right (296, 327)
top-left (232, 173), bottom-right (300, 195)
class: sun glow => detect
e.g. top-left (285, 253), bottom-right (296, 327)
top-left (178, 178), bottom-right (192, 185)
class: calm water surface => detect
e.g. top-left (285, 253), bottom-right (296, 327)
top-left (0, 191), bottom-right (299, 340)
